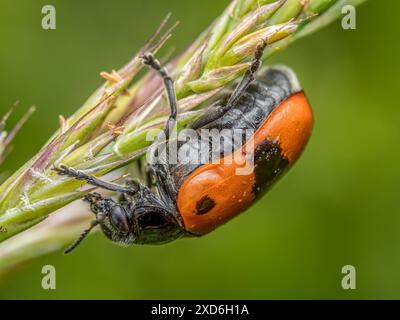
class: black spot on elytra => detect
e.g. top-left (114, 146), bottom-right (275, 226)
top-left (196, 196), bottom-right (216, 215)
top-left (253, 139), bottom-right (289, 196)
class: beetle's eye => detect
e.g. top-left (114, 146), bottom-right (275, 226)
top-left (109, 206), bottom-right (130, 234)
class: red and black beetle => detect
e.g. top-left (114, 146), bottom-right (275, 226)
top-left (55, 43), bottom-right (313, 253)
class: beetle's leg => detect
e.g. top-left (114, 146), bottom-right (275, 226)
top-left (117, 178), bottom-right (145, 203)
top-left (134, 157), bottom-right (154, 188)
top-left (225, 40), bottom-right (267, 109)
top-left (189, 41), bottom-right (267, 130)
top-left (142, 53), bottom-right (177, 141)
top-left (187, 101), bottom-right (223, 130)
top-left (152, 164), bottom-right (178, 210)
top-left (54, 164), bottom-right (137, 194)
top-left (141, 53), bottom-right (183, 212)
top-left (144, 164), bottom-right (156, 188)
top-left (140, 52), bottom-right (179, 206)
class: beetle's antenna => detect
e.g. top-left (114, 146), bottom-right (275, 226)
top-left (64, 220), bottom-right (99, 255)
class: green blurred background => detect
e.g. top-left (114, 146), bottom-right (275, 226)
top-left (0, 0), bottom-right (399, 299)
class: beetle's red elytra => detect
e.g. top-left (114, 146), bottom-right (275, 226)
top-left (55, 43), bottom-right (313, 253)
top-left (177, 92), bottom-right (313, 235)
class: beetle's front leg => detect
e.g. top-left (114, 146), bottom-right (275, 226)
top-left (141, 53), bottom-right (177, 142)
top-left (54, 164), bottom-right (137, 194)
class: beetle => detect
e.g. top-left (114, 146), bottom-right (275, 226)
top-left (55, 42), bottom-right (313, 253)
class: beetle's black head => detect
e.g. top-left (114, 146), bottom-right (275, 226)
top-left (64, 192), bottom-right (182, 254)
top-left (64, 193), bottom-right (134, 254)
top-left (83, 193), bottom-right (135, 245)
top-left (98, 190), bottom-right (182, 245)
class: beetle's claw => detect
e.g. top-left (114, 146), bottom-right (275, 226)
top-left (54, 164), bottom-right (71, 175)
top-left (53, 164), bottom-right (69, 176)
top-left (141, 53), bottom-right (153, 64)
top-left (141, 53), bottom-right (160, 70)
top-left (53, 164), bottom-right (80, 180)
